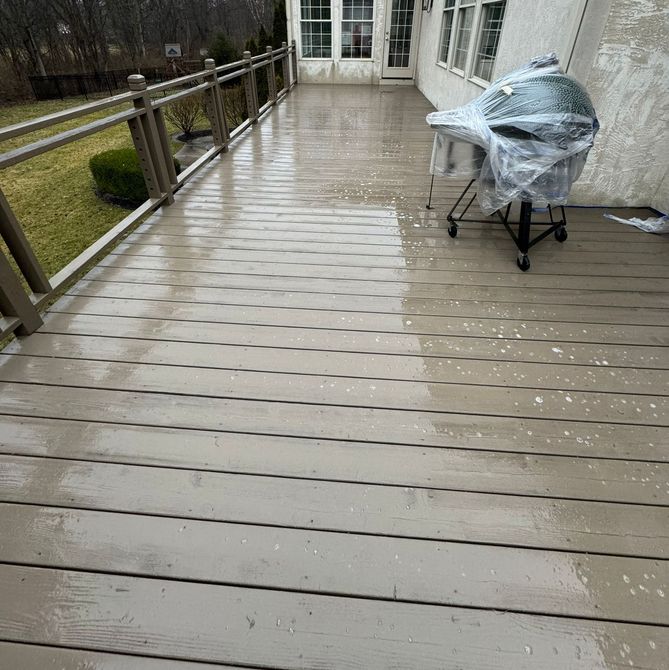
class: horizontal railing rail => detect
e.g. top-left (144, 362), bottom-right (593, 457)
top-left (0, 41), bottom-right (298, 338)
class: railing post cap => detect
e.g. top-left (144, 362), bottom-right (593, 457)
top-left (127, 74), bottom-right (146, 90)
top-left (282, 41), bottom-right (287, 47)
top-left (291, 39), bottom-right (296, 45)
top-left (266, 45), bottom-right (273, 52)
top-left (204, 58), bottom-right (216, 70)
top-left (243, 50), bottom-right (252, 59)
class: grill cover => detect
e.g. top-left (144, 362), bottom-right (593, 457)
top-left (427, 53), bottom-right (599, 214)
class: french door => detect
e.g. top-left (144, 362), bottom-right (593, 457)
top-left (382, 0), bottom-right (421, 79)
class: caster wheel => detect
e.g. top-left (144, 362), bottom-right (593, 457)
top-left (448, 224), bottom-right (458, 238)
top-left (554, 226), bottom-right (568, 242)
top-left (517, 254), bottom-right (531, 272)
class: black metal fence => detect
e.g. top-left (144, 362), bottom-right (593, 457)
top-left (28, 68), bottom-right (168, 101)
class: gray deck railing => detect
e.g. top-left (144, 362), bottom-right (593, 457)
top-left (0, 41), bottom-right (298, 338)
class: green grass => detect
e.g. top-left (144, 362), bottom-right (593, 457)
top-left (0, 97), bottom-right (137, 278)
top-left (0, 93), bottom-right (199, 278)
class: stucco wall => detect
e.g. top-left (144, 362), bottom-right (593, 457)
top-left (415, 0), bottom-right (584, 111)
top-left (414, 4), bottom-right (484, 112)
top-left (568, 0), bottom-right (669, 212)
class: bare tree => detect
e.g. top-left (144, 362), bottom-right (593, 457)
top-left (0, 0), bottom-right (51, 76)
top-left (244, 0), bottom-right (272, 32)
top-left (52, 0), bottom-right (110, 71)
top-left (106, 0), bottom-right (146, 66)
top-left (0, 0), bottom-right (285, 99)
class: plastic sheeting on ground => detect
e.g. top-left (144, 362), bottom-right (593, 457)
top-left (604, 213), bottom-right (669, 234)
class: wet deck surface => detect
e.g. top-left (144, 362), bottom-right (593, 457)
top-left (0, 84), bottom-right (668, 668)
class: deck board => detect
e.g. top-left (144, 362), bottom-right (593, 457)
top-left (34, 312), bottom-right (669, 369)
top-left (126, 225), bottom-right (668, 254)
top-left (117, 232), bottom-right (668, 265)
top-left (110, 241), bottom-right (669, 277)
top-left (2, 564), bottom-right (667, 669)
top-left (2, 454), bottom-right (668, 558)
top-left (1, 502), bottom-right (667, 623)
top-left (2, 382), bottom-right (665, 462)
top-left (0, 355), bottom-right (666, 425)
top-left (48, 295), bottom-right (669, 345)
top-left (80, 266), bottom-right (669, 306)
top-left (1, 416), bottom-right (666, 503)
top-left (0, 643), bottom-right (238, 670)
top-left (61, 280), bottom-right (669, 326)
top-left (0, 84), bottom-right (667, 667)
top-left (5, 332), bottom-right (667, 395)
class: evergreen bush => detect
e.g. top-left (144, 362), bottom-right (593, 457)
top-left (89, 147), bottom-right (180, 206)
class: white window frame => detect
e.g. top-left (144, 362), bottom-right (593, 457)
top-left (299, 0), bottom-right (334, 60)
top-left (439, 0), bottom-right (507, 86)
top-left (298, 0), bottom-right (379, 62)
top-left (470, 0), bottom-right (507, 85)
top-left (340, 0), bottom-right (376, 61)
top-left (450, 0), bottom-right (475, 76)
top-left (437, 0), bottom-right (456, 67)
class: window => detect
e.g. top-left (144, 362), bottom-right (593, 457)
top-left (300, 0), bottom-right (332, 58)
top-left (452, 2), bottom-right (474, 71)
top-left (442, 1), bottom-right (507, 80)
top-left (438, 0), bottom-right (456, 64)
top-left (472, 1), bottom-right (506, 81)
top-left (341, 0), bottom-right (374, 59)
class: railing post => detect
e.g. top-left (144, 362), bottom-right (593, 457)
top-left (0, 186), bottom-right (51, 295)
top-left (153, 106), bottom-right (179, 189)
top-left (127, 74), bottom-right (174, 204)
top-left (265, 46), bottom-right (277, 104)
top-left (281, 42), bottom-right (290, 93)
top-left (203, 58), bottom-right (229, 149)
top-left (0, 248), bottom-right (42, 335)
top-left (243, 50), bottom-right (259, 124)
top-left (291, 40), bottom-right (298, 86)
top-left (218, 86), bottom-right (232, 153)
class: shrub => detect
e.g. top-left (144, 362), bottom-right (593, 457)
top-left (244, 37), bottom-right (259, 55)
top-left (89, 147), bottom-right (180, 206)
top-left (222, 83), bottom-right (248, 129)
top-left (163, 93), bottom-right (205, 138)
top-left (209, 33), bottom-right (238, 65)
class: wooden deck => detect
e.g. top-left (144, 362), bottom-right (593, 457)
top-left (0, 84), bottom-right (668, 668)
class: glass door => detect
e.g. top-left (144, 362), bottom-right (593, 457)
top-left (382, 0), bottom-right (420, 78)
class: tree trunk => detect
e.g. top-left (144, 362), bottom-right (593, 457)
top-left (25, 28), bottom-right (47, 76)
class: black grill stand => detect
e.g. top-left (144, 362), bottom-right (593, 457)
top-left (426, 176), bottom-right (568, 272)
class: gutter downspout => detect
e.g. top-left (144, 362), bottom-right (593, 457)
top-left (286, 0), bottom-right (294, 49)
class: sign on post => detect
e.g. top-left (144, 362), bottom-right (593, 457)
top-left (164, 43), bottom-right (182, 58)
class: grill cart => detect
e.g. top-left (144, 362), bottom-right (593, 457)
top-left (426, 53), bottom-right (599, 271)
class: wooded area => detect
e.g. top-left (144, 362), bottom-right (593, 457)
top-left (0, 0), bottom-right (286, 99)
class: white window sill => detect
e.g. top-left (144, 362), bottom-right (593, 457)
top-left (468, 75), bottom-right (489, 88)
top-left (300, 58), bottom-right (334, 61)
top-left (434, 63), bottom-right (489, 90)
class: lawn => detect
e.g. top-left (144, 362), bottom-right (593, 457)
top-left (0, 93), bottom-right (200, 279)
top-left (0, 96), bottom-right (139, 278)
